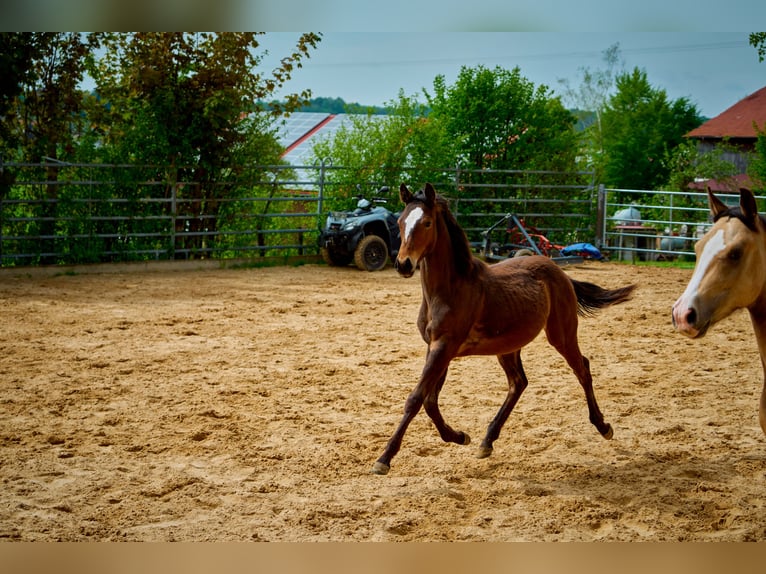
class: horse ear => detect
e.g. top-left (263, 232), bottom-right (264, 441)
top-left (423, 182), bottom-right (436, 207)
top-left (707, 186), bottom-right (728, 217)
top-left (739, 187), bottom-right (758, 223)
top-left (399, 184), bottom-right (413, 204)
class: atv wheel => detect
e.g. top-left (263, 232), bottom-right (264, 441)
top-left (321, 247), bottom-right (352, 267)
top-left (354, 235), bottom-right (388, 271)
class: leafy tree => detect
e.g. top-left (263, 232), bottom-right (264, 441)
top-left (425, 65), bottom-right (579, 174)
top-left (600, 68), bottom-right (703, 191)
top-left (0, 33), bottom-right (97, 263)
top-left (1, 33), bottom-right (95, 165)
top-left (0, 33), bottom-right (42, 203)
top-left (750, 126), bottom-right (766, 192)
top-left (748, 33), bottom-right (766, 192)
top-left (0, 33), bottom-right (41, 162)
top-left (309, 90), bottom-right (450, 207)
top-left (557, 43), bottom-right (624, 180)
top-left (665, 139), bottom-right (739, 192)
top-left (87, 32), bottom-right (321, 257)
top-left (750, 32), bottom-right (766, 62)
top-left (293, 96), bottom-right (386, 115)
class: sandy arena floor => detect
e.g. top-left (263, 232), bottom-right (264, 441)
top-left (1, 260), bottom-right (765, 541)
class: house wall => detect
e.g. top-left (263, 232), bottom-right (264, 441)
top-left (694, 138), bottom-right (754, 174)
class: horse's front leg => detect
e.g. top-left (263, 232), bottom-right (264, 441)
top-left (747, 314), bottom-right (766, 436)
top-left (760, 378), bottom-right (766, 436)
top-left (424, 368), bottom-right (471, 447)
top-left (372, 339), bottom-right (465, 475)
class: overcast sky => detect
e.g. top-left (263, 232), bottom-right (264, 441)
top-left (258, 32), bottom-right (764, 119)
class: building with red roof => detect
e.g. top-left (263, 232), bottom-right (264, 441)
top-left (685, 85), bottom-right (766, 177)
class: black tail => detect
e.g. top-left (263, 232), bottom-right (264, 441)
top-left (571, 279), bottom-right (636, 317)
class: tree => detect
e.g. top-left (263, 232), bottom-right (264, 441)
top-left (557, 43), bottom-right (624, 180)
top-left (0, 33), bottom-right (97, 263)
top-left (0, 33), bottom-right (40, 162)
top-left (750, 32), bottom-right (766, 62)
top-left (309, 90), bottom-right (450, 206)
top-left (88, 32), bottom-right (321, 257)
top-left (425, 65), bottom-right (580, 174)
top-left (600, 68), bottom-right (703, 191)
top-left (665, 139), bottom-right (739, 192)
top-left (748, 33), bottom-right (766, 192)
top-left (749, 127), bottom-right (766, 192)
top-left (0, 33), bottom-right (41, 201)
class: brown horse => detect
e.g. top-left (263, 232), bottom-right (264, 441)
top-left (672, 187), bottom-right (766, 437)
top-left (372, 183), bottom-right (636, 475)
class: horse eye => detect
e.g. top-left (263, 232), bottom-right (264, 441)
top-left (423, 220), bottom-right (432, 228)
top-left (727, 247), bottom-right (742, 261)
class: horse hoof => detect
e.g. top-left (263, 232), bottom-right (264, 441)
top-left (371, 461), bottom-right (390, 475)
top-left (461, 432), bottom-right (471, 446)
top-left (602, 424), bottom-right (614, 440)
top-left (476, 445), bottom-right (493, 459)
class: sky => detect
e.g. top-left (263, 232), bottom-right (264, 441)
top-left (257, 32), bottom-right (765, 120)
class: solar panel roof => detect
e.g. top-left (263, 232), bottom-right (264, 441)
top-left (274, 112), bottom-right (387, 185)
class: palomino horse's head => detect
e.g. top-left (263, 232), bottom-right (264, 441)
top-left (672, 187), bottom-right (766, 338)
top-left (394, 183), bottom-right (438, 277)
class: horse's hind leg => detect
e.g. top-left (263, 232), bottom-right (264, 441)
top-left (575, 354), bottom-right (614, 439)
top-left (478, 351), bottom-right (528, 458)
top-left (547, 325), bottom-right (613, 439)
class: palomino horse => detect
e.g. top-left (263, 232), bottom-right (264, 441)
top-left (672, 187), bottom-right (766, 437)
top-left (371, 183), bottom-right (636, 475)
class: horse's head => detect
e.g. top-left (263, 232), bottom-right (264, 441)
top-left (394, 183), bottom-right (439, 277)
top-left (672, 187), bottom-right (766, 338)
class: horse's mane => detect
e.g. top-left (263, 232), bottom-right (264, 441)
top-left (712, 206), bottom-right (766, 232)
top-left (413, 190), bottom-right (475, 276)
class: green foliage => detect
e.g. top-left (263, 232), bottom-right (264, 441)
top-left (295, 96), bottom-right (386, 115)
top-left (426, 65), bottom-right (579, 174)
top-left (1, 32), bottom-right (323, 265)
top-left (309, 90), bottom-right (451, 208)
top-left (749, 125), bottom-right (766, 192)
top-left (311, 65), bottom-right (584, 214)
top-left (557, 43), bottom-right (624, 181)
top-left (750, 32), bottom-right (766, 62)
top-left (84, 32), bottom-right (321, 258)
top-left (0, 33), bottom-right (40, 159)
top-left (601, 68), bottom-right (703, 192)
top-left (664, 139), bottom-right (739, 192)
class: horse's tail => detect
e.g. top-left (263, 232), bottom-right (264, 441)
top-left (570, 279), bottom-right (636, 317)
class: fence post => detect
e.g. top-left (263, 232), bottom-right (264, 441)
top-left (170, 181), bottom-right (177, 259)
top-left (0, 154), bottom-right (3, 263)
top-left (453, 162), bottom-right (461, 222)
top-left (595, 184), bottom-right (606, 249)
top-left (317, 158), bottom-right (327, 218)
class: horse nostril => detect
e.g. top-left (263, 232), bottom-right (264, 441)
top-left (396, 258), bottom-right (413, 276)
top-left (687, 308), bottom-right (697, 327)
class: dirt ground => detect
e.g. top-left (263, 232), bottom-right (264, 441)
top-left (1, 259), bottom-right (765, 542)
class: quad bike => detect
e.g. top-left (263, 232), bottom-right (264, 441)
top-left (318, 185), bottom-right (401, 271)
top-left (479, 212), bottom-right (583, 265)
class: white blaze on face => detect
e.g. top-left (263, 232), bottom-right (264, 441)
top-left (403, 207), bottom-right (424, 243)
top-left (677, 229), bottom-right (727, 305)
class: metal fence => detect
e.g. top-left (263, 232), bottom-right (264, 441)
top-left (0, 160), bottom-right (598, 268)
top-left (598, 186), bottom-right (759, 262)
top-left (4, 158), bottom-right (744, 268)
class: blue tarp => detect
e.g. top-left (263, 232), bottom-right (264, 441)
top-left (561, 242), bottom-right (603, 259)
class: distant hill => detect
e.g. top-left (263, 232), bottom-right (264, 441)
top-left (298, 97), bottom-right (387, 115)
top-left (259, 97), bottom-right (387, 115)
